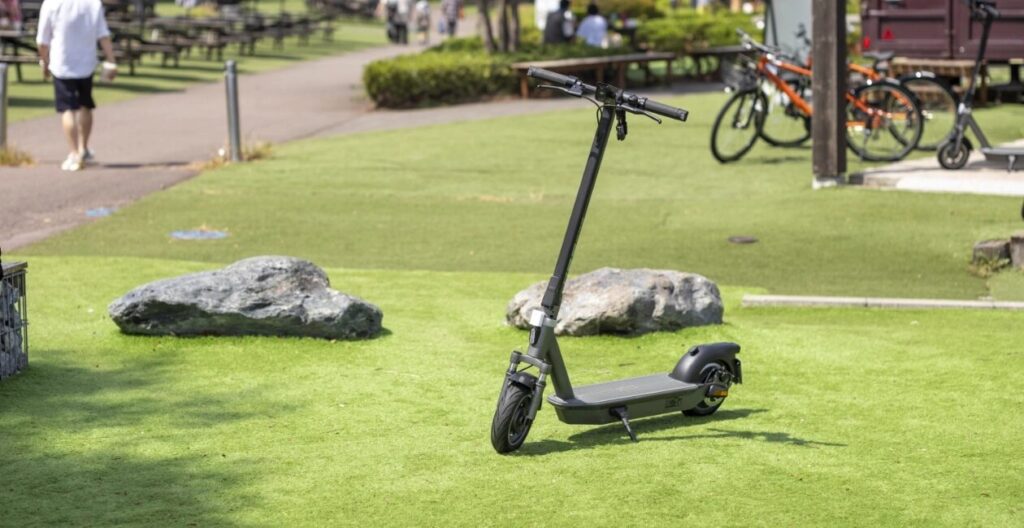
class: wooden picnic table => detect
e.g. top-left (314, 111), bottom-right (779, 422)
top-left (510, 52), bottom-right (677, 98)
top-left (0, 30), bottom-right (38, 82)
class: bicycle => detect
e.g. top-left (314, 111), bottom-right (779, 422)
top-left (760, 28), bottom-right (958, 152)
top-left (711, 35), bottom-right (924, 164)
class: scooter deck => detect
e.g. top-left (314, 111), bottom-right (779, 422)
top-left (547, 374), bottom-right (704, 425)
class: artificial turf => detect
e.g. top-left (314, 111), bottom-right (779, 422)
top-left (1, 256), bottom-right (1022, 526)
top-left (5, 92), bottom-right (1024, 525)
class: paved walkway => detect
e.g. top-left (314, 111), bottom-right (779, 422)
top-left (0, 32), bottom-right (716, 250)
top-left (851, 139), bottom-right (1024, 196)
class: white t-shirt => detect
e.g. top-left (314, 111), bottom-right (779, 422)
top-left (36, 0), bottom-right (111, 79)
top-left (576, 15), bottom-right (608, 47)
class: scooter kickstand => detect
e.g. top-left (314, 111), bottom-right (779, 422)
top-left (610, 407), bottom-right (638, 443)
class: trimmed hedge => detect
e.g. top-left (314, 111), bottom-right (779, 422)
top-left (364, 8), bottom-right (759, 108)
top-left (365, 36), bottom-right (627, 108)
top-left (363, 52), bottom-right (516, 108)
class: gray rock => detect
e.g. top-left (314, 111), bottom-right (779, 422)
top-left (109, 256), bottom-right (382, 339)
top-left (506, 267), bottom-right (724, 336)
top-left (1012, 233), bottom-right (1024, 269)
top-left (972, 239), bottom-right (1010, 264)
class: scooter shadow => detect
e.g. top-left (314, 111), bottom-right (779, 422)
top-left (516, 408), bottom-right (845, 456)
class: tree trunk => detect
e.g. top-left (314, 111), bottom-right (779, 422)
top-left (478, 0), bottom-right (497, 52)
top-left (509, 0), bottom-right (520, 51)
top-left (498, 0), bottom-right (510, 52)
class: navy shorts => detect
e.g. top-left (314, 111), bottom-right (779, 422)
top-left (53, 76), bottom-right (96, 113)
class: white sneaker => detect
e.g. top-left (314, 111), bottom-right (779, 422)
top-left (60, 153), bottom-right (82, 172)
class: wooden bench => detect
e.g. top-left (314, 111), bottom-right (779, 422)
top-left (511, 52), bottom-right (677, 98)
top-left (681, 45), bottom-right (748, 81)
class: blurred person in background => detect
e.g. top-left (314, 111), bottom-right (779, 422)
top-left (36, 0), bottom-right (118, 172)
top-left (576, 3), bottom-right (608, 47)
top-left (543, 0), bottom-right (574, 44)
top-left (440, 0), bottom-right (462, 38)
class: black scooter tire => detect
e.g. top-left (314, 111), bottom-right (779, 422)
top-left (490, 383), bottom-right (533, 454)
top-left (683, 362), bottom-right (730, 417)
top-left (937, 137), bottom-right (973, 170)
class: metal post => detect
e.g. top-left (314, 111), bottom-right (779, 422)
top-left (0, 64), bottom-right (8, 150)
top-left (811, 0), bottom-right (847, 187)
top-left (224, 60), bottom-right (242, 162)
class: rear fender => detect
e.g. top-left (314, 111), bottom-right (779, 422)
top-left (670, 342), bottom-right (742, 384)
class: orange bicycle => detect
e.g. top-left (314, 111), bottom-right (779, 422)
top-left (711, 33), bottom-right (924, 163)
top-left (759, 25), bottom-right (959, 152)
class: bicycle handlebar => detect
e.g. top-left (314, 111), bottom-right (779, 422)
top-left (526, 67), bottom-right (689, 122)
top-left (736, 29), bottom-right (801, 63)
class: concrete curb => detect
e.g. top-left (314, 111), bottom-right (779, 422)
top-left (742, 294), bottom-right (1024, 310)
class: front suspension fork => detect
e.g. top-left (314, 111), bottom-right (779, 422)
top-left (502, 350), bottom-right (550, 421)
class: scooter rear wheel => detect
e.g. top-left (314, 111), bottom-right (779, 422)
top-left (683, 362), bottom-right (731, 417)
top-left (490, 383), bottom-right (533, 454)
top-left (938, 138), bottom-right (973, 170)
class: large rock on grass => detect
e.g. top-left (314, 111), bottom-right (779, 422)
top-left (109, 256), bottom-right (382, 339)
top-left (506, 267), bottom-right (724, 336)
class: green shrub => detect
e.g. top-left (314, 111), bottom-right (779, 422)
top-left (366, 34), bottom-right (628, 108)
top-left (573, 0), bottom-right (662, 20)
top-left (364, 52), bottom-right (518, 108)
top-left (636, 8), bottom-right (757, 52)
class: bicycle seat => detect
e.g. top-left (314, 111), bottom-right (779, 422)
top-left (863, 51), bottom-right (895, 61)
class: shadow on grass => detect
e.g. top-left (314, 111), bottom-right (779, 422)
top-left (0, 355), bottom-right (288, 525)
top-left (9, 96), bottom-right (55, 109)
top-left (517, 408), bottom-right (845, 456)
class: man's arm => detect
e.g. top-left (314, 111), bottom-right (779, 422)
top-left (38, 43), bottom-right (50, 80)
top-left (99, 36), bottom-right (117, 80)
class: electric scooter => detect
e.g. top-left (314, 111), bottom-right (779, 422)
top-left (490, 68), bottom-right (743, 454)
top-left (938, 0), bottom-right (1024, 172)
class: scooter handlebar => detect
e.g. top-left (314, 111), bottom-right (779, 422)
top-left (642, 99), bottom-right (689, 122)
top-left (526, 66), bottom-right (582, 89)
top-left (526, 67), bottom-right (689, 122)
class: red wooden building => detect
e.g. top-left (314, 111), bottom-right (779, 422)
top-left (860, 0), bottom-right (1024, 61)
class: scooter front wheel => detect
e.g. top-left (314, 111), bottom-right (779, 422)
top-left (490, 383), bottom-right (533, 454)
top-left (937, 137), bottom-right (973, 170)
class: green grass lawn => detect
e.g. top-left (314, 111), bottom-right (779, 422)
top-left (21, 92), bottom-right (1024, 299)
top-left (5, 93), bottom-right (1024, 525)
top-left (7, 18), bottom-right (384, 123)
top-left (2, 256), bottom-right (1022, 525)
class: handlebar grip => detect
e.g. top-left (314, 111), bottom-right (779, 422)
top-left (527, 67), bottom-right (578, 88)
top-left (642, 99), bottom-right (689, 122)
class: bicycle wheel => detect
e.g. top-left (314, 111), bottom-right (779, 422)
top-left (899, 73), bottom-right (959, 151)
top-left (759, 79), bottom-right (811, 147)
top-left (846, 81), bottom-right (923, 162)
top-left (711, 88), bottom-right (765, 163)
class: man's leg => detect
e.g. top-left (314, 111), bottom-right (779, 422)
top-left (77, 107), bottom-right (92, 154)
top-left (61, 111), bottom-right (79, 156)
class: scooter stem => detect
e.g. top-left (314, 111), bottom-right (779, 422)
top-left (540, 105), bottom-right (617, 317)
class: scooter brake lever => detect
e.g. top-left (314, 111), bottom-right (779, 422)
top-left (536, 83), bottom-right (584, 97)
top-left (619, 105), bottom-right (663, 124)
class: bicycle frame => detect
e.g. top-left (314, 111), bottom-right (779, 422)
top-left (755, 54), bottom-right (909, 127)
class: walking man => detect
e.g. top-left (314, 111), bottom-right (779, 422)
top-left (36, 0), bottom-right (118, 172)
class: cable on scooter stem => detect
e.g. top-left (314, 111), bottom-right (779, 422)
top-left (526, 67), bottom-right (689, 122)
